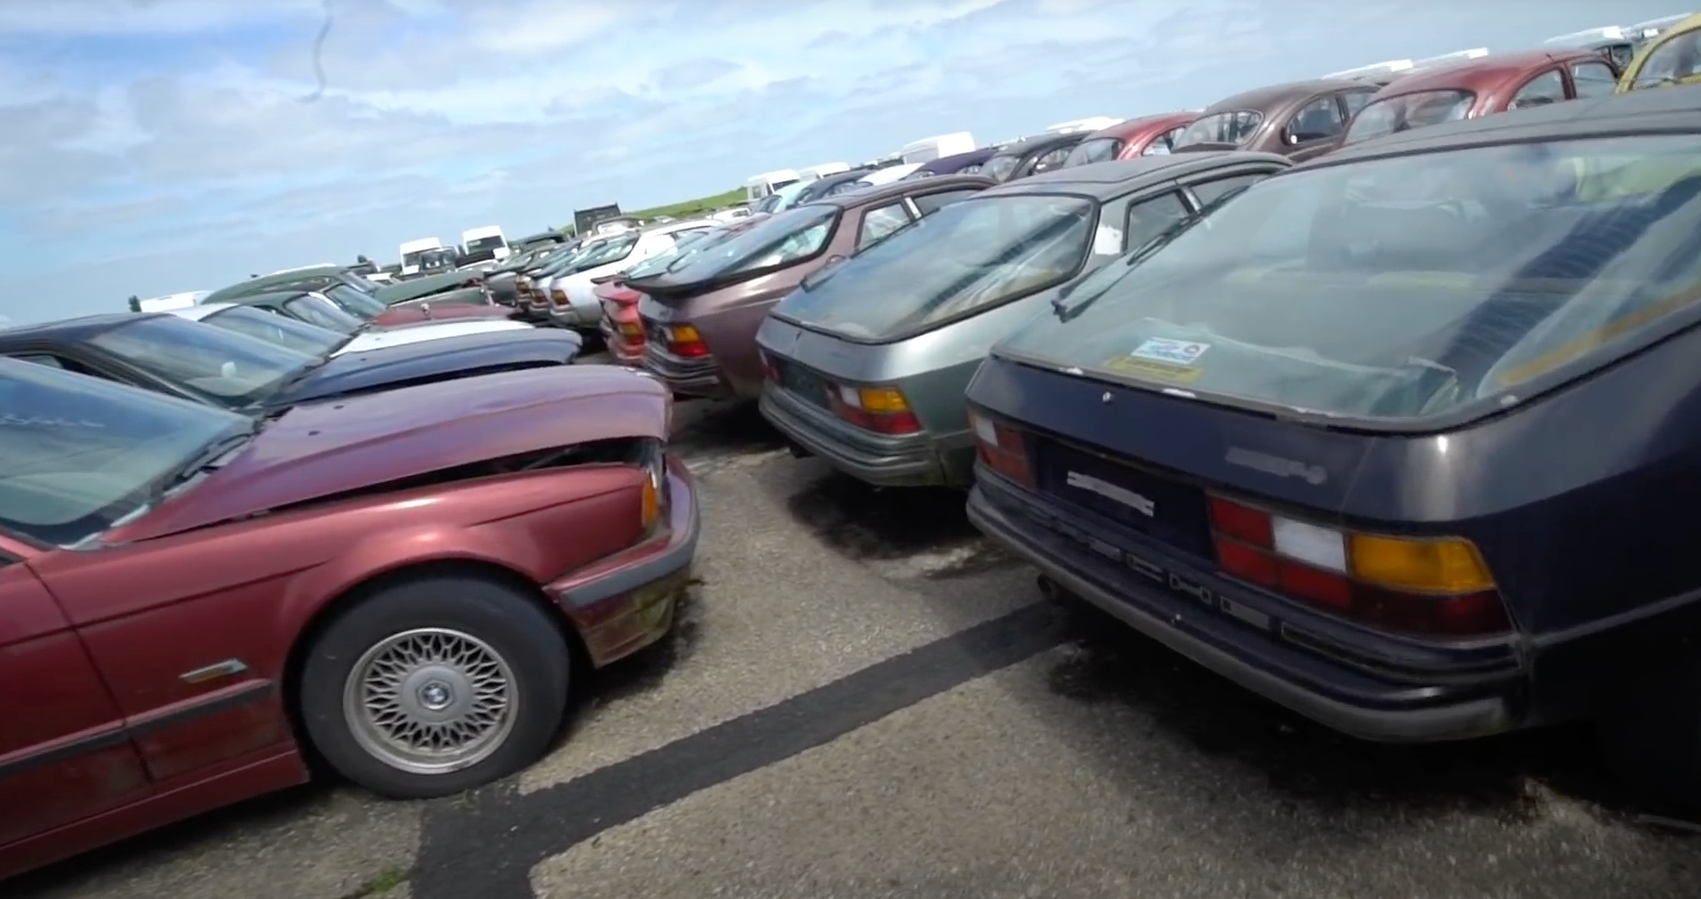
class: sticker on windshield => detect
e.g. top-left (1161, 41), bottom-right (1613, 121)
top-left (1093, 224), bottom-right (1123, 256)
top-left (1104, 355), bottom-right (1203, 382)
top-left (1130, 337), bottom-right (1210, 366)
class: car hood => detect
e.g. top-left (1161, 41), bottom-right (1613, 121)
top-left (375, 270), bottom-right (479, 303)
top-left (268, 328), bottom-right (582, 408)
top-left (109, 365), bottom-right (671, 543)
top-left (335, 319), bottom-right (535, 355)
top-left (372, 293), bottom-right (506, 325)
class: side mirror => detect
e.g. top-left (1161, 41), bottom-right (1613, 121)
top-left (1284, 132), bottom-right (1302, 146)
top-left (825, 255), bottom-right (846, 266)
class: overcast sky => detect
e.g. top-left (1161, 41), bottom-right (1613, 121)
top-left (0, 0), bottom-right (1682, 322)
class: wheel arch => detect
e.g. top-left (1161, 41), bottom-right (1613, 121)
top-left (278, 557), bottom-right (588, 768)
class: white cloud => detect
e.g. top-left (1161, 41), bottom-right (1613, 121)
top-left (0, 0), bottom-right (1684, 323)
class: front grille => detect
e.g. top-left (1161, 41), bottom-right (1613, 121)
top-left (1034, 439), bottom-right (1214, 559)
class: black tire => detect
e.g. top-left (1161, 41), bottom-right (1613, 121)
top-left (298, 575), bottom-right (572, 800)
top-left (1598, 657), bottom-right (1701, 813)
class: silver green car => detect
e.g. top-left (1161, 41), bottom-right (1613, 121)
top-left (755, 152), bottom-right (1292, 488)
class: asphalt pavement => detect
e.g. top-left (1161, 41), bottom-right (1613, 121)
top-left (11, 395), bottom-right (1701, 899)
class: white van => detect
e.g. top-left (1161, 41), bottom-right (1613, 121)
top-left (745, 169), bottom-right (802, 203)
top-left (461, 225), bottom-right (509, 262)
top-left (137, 291), bottom-right (211, 312)
top-left (798, 162), bottom-right (851, 180)
top-left (398, 237), bottom-right (443, 276)
top-left (900, 132), bottom-right (976, 164)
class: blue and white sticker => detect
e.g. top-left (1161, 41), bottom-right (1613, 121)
top-left (1129, 337), bottom-right (1210, 366)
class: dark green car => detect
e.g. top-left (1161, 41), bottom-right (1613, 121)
top-left (203, 264), bottom-right (491, 309)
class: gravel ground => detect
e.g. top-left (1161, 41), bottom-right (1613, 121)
top-left (11, 398), bottom-right (1701, 899)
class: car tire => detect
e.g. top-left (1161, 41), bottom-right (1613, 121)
top-left (298, 575), bottom-right (572, 800)
top-left (1598, 658), bottom-right (1701, 812)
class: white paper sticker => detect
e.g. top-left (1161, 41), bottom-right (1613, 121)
top-left (1130, 337), bottom-right (1210, 366)
top-left (1092, 224), bottom-right (1123, 255)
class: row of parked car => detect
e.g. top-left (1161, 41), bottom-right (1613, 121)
top-left (9, 26), bottom-right (1701, 885)
top-left (554, 83), bottom-right (1701, 817)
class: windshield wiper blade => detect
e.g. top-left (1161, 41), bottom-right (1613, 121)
top-left (149, 425), bottom-right (257, 503)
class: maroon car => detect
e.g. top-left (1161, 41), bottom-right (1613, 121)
top-left (630, 174), bottom-right (995, 401)
top-left (1337, 49), bottom-right (1621, 149)
top-left (1060, 111), bottom-right (1200, 167)
top-left (0, 359), bottom-right (698, 880)
top-left (1174, 79), bottom-right (1379, 161)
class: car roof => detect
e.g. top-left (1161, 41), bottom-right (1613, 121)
top-left (1203, 78), bottom-right (1367, 112)
top-left (0, 312), bottom-right (155, 344)
top-left (1082, 111), bottom-right (1199, 141)
top-left (228, 289), bottom-right (314, 306)
top-left (1374, 49), bottom-right (1609, 98)
top-left (1312, 86), bottom-right (1701, 166)
top-left (985, 151), bottom-right (1289, 198)
top-left (809, 173), bottom-right (995, 209)
top-left (991, 132), bottom-right (1086, 155)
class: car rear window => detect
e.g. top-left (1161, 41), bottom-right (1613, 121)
top-left (774, 194), bottom-right (1096, 341)
top-left (657, 205), bottom-right (839, 282)
top-left (1065, 137), bottom-right (1123, 168)
top-left (984, 153), bottom-right (1021, 181)
top-left (1000, 135), bottom-right (1701, 426)
top-left (1175, 110), bottom-right (1263, 147)
top-left (1344, 90), bottom-right (1475, 145)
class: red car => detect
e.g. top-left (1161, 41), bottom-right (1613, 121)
top-left (0, 358), bottom-right (699, 880)
top-left (1337, 48), bottom-right (1620, 149)
top-left (1060, 111), bottom-right (1201, 167)
top-left (596, 276), bottom-right (648, 365)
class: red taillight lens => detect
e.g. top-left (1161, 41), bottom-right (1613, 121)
top-left (827, 383), bottom-right (921, 435)
top-left (1207, 495), bottom-right (1510, 638)
top-left (968, 408), bottom-right (1034, 488)
top-left (758, 349), bottom-right (781, 383)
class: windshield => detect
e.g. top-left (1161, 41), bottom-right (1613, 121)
top-left (323, 284), bottom-right (385, 318)
top-left (401, 249), bottom-right (439, 268)
top-left (624, 229), bottom-right (723, 279)
top-left (203, 306), bottom-right (345, 356)
top-left (1175, 110), bottom-right (1263, 147)
top-left (569, 233), bottom-right (639, 270)
top-left (288, 292), bottom-right (367, 331)
top-left (89, 315), bottom-right (317, 411)
top-left (984, 153), bottom-right (1021, 181)
top-left (657, 205), bottom-right (838, 282)
top-left (1345, 90), bottom-right (1475, 145)
top-left (1633, 29), bottom-right (1701, 88)
top-left (1065, 137), bottom-right (1123, 167)
top-left (0, 358), bottom-right (249, 546)
top-left (419, 249), bottom-right (457, 270)
top-left (777, 195), bottom-right (1097, 340)
top-left (1002, 135), bottom-right (1701, 424)
top-left (340, 270), bottom-right (382, 292)
top-left (465, 235), bottom-right (506, 252)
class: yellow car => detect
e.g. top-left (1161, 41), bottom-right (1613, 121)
top-left (1616, 12), bottom-right (1701, 92)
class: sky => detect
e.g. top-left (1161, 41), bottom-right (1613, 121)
top-left (0, 0), bottom-right (1684, 323)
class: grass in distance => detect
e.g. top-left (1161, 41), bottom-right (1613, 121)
top-left (628, 187), bottom-right (745, 220)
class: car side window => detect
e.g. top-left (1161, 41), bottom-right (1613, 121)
top-left (1028, 147), bottom-right (1072, 176)
top-left (1569, 61), bottom-right (1618, 99)
top-left (10, 353), bottom-right (108, 380)
top-left (1143, 125), bottom-right (1189, 156)
top-left (1283, 96), bottom-right (1345, 144)
top-left (858, 203), bottom-right (913, 248)
top-left (910, 189), bottom-right (980, 216)
top-left (1188, 172), bottom-right (1270, 208)
top-left (11, 353), bottom-right (65, 369)
top-left (1123, 191), bottom-right (1192, 252)
top-left (1339, 90), bottom-right (1374, 116)
top-left (1510, 69), bottom-right (1566, 108)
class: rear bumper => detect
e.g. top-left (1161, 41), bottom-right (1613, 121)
top-left (642, 345), bottom-right (730, 398)
top-left (548, 456), bottom-right (700, 667)
top-left (967, 477), bottom-right (1522, 742)
top-left (759, 384), bottom-right (970, 487)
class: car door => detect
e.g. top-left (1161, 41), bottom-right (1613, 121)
top-left (1279, 93), bottom-right (1350, 161)
top-left (0, 537), bottom-right (152, 847)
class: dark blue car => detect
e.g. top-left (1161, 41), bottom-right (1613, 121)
top-left (0, 313), bottom-right (582, 414)
top-left (963, 88), bottom-right (1701, 805)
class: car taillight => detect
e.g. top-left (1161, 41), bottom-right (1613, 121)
top-left (550, 288), bottom-right (569, 306)
top-left (663, 323), bottom-right (709, 358)
top-left (1206, 495), bottom-right (1511, 638)
top-left (968, 408), bottom-right (1034, 487)
top-left (618, 321), bottom-right (643, 339)
top-left (758, 349), bottom-right (781, 382)
top-left (827, 383), bottom-right (921, 435)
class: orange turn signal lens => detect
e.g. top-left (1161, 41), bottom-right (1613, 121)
top-left (1347, 534), bottom-right (1495, 594)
